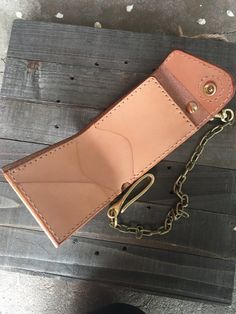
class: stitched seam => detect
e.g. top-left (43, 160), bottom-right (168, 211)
top-left (6, 51), bottom-right (234, 242)
top-left (163, 50), bottom-right (233, 127)
top-left (6, 77), bottom-right (192, 173)
top-left (16, 181), bottom-right (118, 240)
top-left (8, 127), bottom-right (196, 242)
top-left (164, 50), bottom-right (229, 76)
top-left (7, 75), bottom-right (195, 242)
top-left (164, 51), bottom-right (233, 104)
top-left (96, 77), bottom-right (193, 127)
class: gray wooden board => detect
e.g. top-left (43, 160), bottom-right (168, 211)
top-left (0, 226), bottom-right (234, 304)
top-left (0, 180), bottom-right (236, 259)
top-left (1, 20), bottom-right (236, 110)
top-left (0, 20), bottom-right (236, 303)
top-left (1, 139), bottom-right (236, 258)
top-left (0, 99), bottom-right (235, 170)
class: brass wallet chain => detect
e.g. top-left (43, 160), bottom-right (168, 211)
top-left (107, 108), bottom-right (234, 239)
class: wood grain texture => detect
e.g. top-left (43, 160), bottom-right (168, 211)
top-left (0, 226), bottom-right (234, 304)
top-left (0, 20), bottom-right (236, 304)
top-left (0, 99), bottom-right (235, 169)
top-left (0, 179), bottom-right (236, 259)
top-left (1, 141), bottom-right (235, 215)
top-left (1, 20), bottom-right (236, 109)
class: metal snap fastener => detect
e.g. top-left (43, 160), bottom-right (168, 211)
top-left (186, 101), bottom-right (198, 114)
top-left (203, 82), bottom-right (217, 96)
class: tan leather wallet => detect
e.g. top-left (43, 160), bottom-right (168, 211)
top-left (2, 50), bottom-right (235, 247)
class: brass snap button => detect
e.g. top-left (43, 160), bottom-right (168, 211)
top-left (203, 81), bottom-right (217, 96)
top-left (186, 101), bottom-right (198, 114)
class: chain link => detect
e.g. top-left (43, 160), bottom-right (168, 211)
top-left (107, 109), bottom-right (234, 239)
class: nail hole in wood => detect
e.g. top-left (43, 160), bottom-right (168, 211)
top-left (56, 100), bottom-right (61, 103)
top-left (54, 124), bottom-right (59, 129)
top-left (124, 61), bottom-right (128, 64)
top-left (95, 251), bottom-right (100, 256)
top-left (70, 76), bottom-right (74, 80)
top-left (167, 166), bottom-right (171, 170)
top-left (147, 205), bottom-right (151, 209)
top-left (122, 246), bottom-right (127, 251)
top-left (95, 62), bottom-right (99, 66)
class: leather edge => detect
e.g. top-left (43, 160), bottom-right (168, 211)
top-left (3, 171), bottom-right (60, 248)
top-left (163, 49), bottom-right (236, 107)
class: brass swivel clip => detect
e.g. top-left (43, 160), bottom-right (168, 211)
top-left (107, 173), bottom-right (155, 228)
top-left (213, 108), bottom-right (234, 123)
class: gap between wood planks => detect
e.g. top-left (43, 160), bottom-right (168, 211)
top-left (0, 223), bottom-right (233, 260)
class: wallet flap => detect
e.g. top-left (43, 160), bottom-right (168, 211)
top-left (153, 50), bottom-right (235, 126)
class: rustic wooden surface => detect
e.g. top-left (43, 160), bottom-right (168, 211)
top-left (0, 19), bottom-right (236, 304)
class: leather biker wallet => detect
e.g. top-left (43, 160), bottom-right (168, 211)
top-left (2, 50), bottom-right (235, 247)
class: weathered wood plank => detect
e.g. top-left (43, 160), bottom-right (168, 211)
top-left (6, 20), bottom-right (236, 74)
top-left (0, 226), bottom-right (234, 304)
top-left (0, 139), bottom-right (46, 173)
top-left (0, 98), bottom-right (99, 144)
top-left (0, 99), bottom-right (235, 169)
top-left (2, 58), bottom-right (145, 108)
top-left (0, 181), bottom-right (235, 259)
top-left (2, 20), bottom-right (236, 109)
top-left (146, 163), bottom-right (236, 215)
top-left (1, 140), bottom-right (235, 215)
